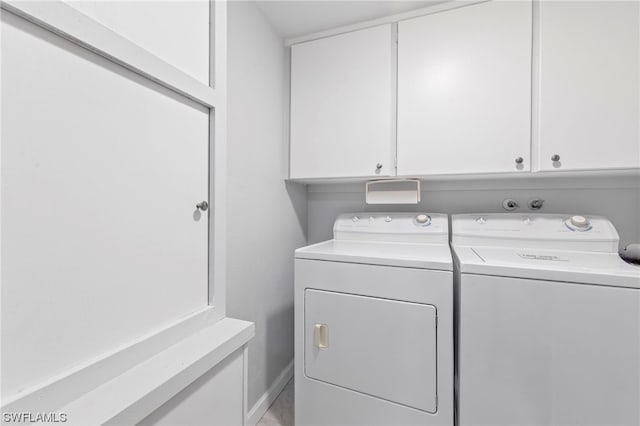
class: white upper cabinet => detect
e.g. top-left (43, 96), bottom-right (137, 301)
top-left (536, 1), bottom-right (640, 172)
top-left (290, 25), bottom-right (395, 179)
top-left (397, 1), bottom-right (532, 176)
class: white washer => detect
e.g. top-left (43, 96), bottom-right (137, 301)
top-left (295, 213), bottom-right (454, 426)
top-left (451, 213), bottom-right (640, 426)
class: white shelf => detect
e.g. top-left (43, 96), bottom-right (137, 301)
top-left (2, 311), bottom-right (254, 426)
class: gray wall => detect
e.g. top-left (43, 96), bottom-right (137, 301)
top-left (308, 175), bottom-right (640, 248)
top-left (227, 0), bottom-right (307, 410)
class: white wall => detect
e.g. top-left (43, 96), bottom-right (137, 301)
top-left (226, 0), bottom-right (307, 414)
top-left (64, 0), bottom-right (210, 84)
top-left (307, 175), bottom-right (640, 249)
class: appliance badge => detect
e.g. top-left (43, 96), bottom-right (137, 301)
top-left (517, 253), bottom-right (569, 262)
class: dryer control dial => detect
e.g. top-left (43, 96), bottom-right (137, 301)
top-left (571, 215), bottom-right (588, 227)
top-left (414, 214), bottom-right (431, 226)
top-left (565, 215), bottom-right (592, 232)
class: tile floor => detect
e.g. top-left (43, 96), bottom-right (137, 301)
top-left (257, 378), bottom-right (294, 426)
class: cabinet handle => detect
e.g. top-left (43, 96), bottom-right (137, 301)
top-left (376, 163), bottom-right (383, 170)
top-left (551, 154), bottom-right (561, 162)
top-left (515, 157), bottom-right (524, 164)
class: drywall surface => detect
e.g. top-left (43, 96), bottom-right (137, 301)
top-left (227, 0), bottom-right (307, 410)
top-left (63, 0), bottom-right (210, 84)
top-left (307, 175), bottom-right (640, 249)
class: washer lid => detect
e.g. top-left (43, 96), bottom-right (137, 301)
top-left (296, 240), bottom-right (452, 271)
top-left (454, 246), bottom-right (640, 288)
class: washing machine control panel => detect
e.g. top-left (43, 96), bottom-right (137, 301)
top-left (452, 213), bottom-right (619, 252)
top-left (334, 213), bottom-right (448, 243)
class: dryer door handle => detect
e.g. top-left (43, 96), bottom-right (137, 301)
top-left (314, 324), bottom-right (329, 349)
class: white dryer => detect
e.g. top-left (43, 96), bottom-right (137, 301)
top-left (451, 213), bottom-right (640, 426)
top-left (295, 213), bottom-right (454, 426)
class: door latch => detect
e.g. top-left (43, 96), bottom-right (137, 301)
top-left (314, 324), bottom-right (329, 349)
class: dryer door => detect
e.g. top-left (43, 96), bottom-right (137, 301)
top-left (304, 289), bottom-right (438, 413)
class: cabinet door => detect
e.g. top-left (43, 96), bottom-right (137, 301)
top-left (1, 11), bottom-right (208, 396)
top-left (290, 25), bottom-right (394, 179)
top-left (537, 1), bottom-right (640, 172)
top-left (397, 1), bottom-right (532, 176)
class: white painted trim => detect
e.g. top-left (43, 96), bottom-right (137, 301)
top-left (290, 168), bottom-right (640, 186)
top-left (65, 318), bottom-right (254, 425)
top-left (209, 0), bottom-right (227, 313)
top-left (1, 309), bottom-right (249, 413)
top-left (0, 0), bottom-right (217, 108)
top-left (3, 315), bottom-right (254, 425)
top-left (306, 173), bottom-right (640, 194)
top-left (247, 360), bottom-right (295, 426)
top-left (284, 0), bottom-right (489, 46)
top-left (242, 346), bottom-right (250, 426)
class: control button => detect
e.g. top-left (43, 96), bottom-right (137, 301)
top-left (564, 215), bottom-right (592, 232)
top-left (570, 215), bottom-right (589, 228)
top-left (415, 214), bottom-right (431, 226)
top-left (476, 217), bottom-right (487, 224)
top-left (352, 216), bottom-right (359, 222)
top-left (416, 214), bottom-right (429, 223)
top-left (384, 216), bottom-right (392, 223)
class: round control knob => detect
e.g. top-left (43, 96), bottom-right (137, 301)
top-left (415, 214), bottom-right (431, 226)
top-left (570, 215), bottom-right (589, 228)
top-left (515, 157), bottom-right (524, 164)
top-left (384, 216), bottom-right (392, 223)
top-left (551, 154), bottom-right (561, 162)
top-left (564, 215), bottom-right (592, 232)
top-left (352, 216), bottom-right (359, 222)
top-left (476, 216), bottom-right (487, 224)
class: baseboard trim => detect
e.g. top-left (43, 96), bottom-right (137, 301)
top-left (247, 360), bottom-right (294, 426)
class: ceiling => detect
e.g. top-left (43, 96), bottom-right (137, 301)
top-left (253, 0), bottom-right (447, 39)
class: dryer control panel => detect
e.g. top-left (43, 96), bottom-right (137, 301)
top-left (334, 212), bottom-right (448, 243)
top-left (452, 213), bottom-right (619, 253)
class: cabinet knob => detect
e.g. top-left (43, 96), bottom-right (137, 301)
top-left (196, 201), bottom-right (209, 211)
top-left (376, 163), bottom-right (383, 170)
top-left (551, 154), bottom-right (561, 162)
top-left (515, 157), bottom-right (524, 164)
